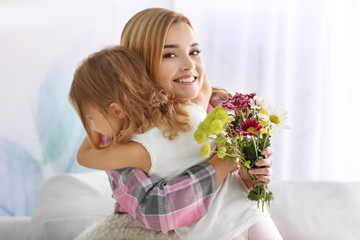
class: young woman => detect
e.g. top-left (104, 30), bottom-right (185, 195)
top-left (76, 8), bottom-right (279, 239)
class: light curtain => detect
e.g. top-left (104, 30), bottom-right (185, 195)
top-left (174, 0), bottom-right (360, 181)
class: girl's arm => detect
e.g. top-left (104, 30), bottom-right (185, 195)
top-left (77, 136), bottom-right (151, 173)
top-left (108, 153), bottom-right (237, 232)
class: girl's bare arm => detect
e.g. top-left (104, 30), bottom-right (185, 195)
top-left (77, 136), bottom-right (151, 173)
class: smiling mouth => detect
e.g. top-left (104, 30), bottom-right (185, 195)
top-left (174, 76), bottom-right (196, 83)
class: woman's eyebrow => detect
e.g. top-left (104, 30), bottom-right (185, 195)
top-left (164, 44), bottom-right (179, 49)
top-left (163, 42), bottom-right (199, 49)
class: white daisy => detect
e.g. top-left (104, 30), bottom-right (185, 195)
top-left (258, 104), bottom-right (290, 132)
top-left (251, 95), bottom-right (270, 111)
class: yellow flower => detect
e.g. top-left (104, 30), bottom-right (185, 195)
top-left (199, 119), bottom-right (212, 135)
top-left (194, 129), bottom-right (208, 144)
top-left (260, 120), bottom-right (268, 128)
top-left (200, 144), bottom-right (211, 158)
top-left (259, 108), bottom-right (268, 115)
top-left (210, 120), bottom-right (224, 134)
top-left (217, 146), bottom-right (227, 158)
top-left (212, 106), bottom-right (224, 113)
top-left (260, 128), bottom-right (268, 134)
top-left (216, 136), bottom-right (227, 145)
top-left (214, 107), bottom-right (228, 124)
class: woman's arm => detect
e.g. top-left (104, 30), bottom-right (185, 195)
top-left (77, 136), bottom-right (151, 173)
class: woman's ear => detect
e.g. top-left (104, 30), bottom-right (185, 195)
top-left (109, 103), bottom-right (125, 119)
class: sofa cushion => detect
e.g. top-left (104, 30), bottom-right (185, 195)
top-left (22, 171), bottom-right (114, 240)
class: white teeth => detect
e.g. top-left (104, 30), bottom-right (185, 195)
top-left (177, 77), bottom-right (195, 83)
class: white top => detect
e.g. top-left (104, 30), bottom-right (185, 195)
top-left (132, 103), bottom-right (268, 240)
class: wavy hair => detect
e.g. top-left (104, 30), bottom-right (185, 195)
top-left (121, 8), bottom-right (232, 107)
top-left (69, 46), bottom-right (191, 148)
top-left (121, 8), bottom-right (193, 82)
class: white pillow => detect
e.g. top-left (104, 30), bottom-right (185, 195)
top-left (22, 171), bottom-right (114, 240)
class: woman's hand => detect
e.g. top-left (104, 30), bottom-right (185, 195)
top-left (239, 147), bottom-right (274, 190)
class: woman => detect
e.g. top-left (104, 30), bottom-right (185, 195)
top-left (77, 7), bottom-right (277, 237)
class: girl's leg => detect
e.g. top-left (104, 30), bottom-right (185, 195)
top-left (233, 217), bottom-right (282, 240)
top-left (232, 229), bottom-right (248, 240)
top-left (248, 217), bottom-right (282, 240)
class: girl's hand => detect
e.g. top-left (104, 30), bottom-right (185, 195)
top-left (239, 147), bottom-right (274, 190)
top-left (208, 154), bottom-right (238, 188)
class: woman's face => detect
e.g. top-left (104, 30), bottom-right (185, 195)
top-left (158, 22), bottom-right (205, 101)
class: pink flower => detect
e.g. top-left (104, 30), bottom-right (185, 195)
top-left (221, 92), bottom-right (257, 112)
top-left (240, 119), bottom-right (262, 136)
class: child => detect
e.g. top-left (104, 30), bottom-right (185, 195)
top-left (69, 45), bottom-right (196, 172)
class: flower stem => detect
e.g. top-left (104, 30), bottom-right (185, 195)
top-left (252, 137), bottom-right (258, 158)
top-left (266, 201), bottom-right (271, 214)
top-left (262, 132), bottom-right (270, 154)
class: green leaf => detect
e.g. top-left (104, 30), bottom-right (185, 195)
top-left (248, 189), bottom-right (260, 201)
top-left (265, 191), bottom-right (274, 201)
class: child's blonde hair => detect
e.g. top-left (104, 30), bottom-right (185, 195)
top-left (69, 46), bottom-right (191, 148)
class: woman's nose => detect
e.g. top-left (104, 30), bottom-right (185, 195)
top-left (181, 55), bottom-right (195, 71)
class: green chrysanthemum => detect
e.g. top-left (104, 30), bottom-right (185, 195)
top-left (217, 146), bottom-right (227, 158)
top-left (214, 108), bottom-right (228, 124)
top-left (210, 120), bottom-right (224, 134)
top-left (212, 106), bottom-right (224, 113)
top-left (194, 129), bottom-right (208, 144)
top-left (199, 119), bottom-right (212, 135)
top-left (216, 136), bottom-right (227, 146)
top-left (200, 144), bottom-right (211, 158)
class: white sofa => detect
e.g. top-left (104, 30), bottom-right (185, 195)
top-left (1, 171), bottom-right (359, 240)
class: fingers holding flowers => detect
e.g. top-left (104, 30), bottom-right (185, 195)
top-left (249, 167), bottom-right (272, 184)
top-left (261, 147), bottom-right (274, 159)
top-left (248, 147), bottom-right (274, 184)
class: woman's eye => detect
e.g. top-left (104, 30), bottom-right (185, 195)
top-left (163, 52), bottom-right (176, 58)
top-left (190, 49), bottom-right (202, 56)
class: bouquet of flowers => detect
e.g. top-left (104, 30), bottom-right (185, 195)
top-left (194, 92), bottom-right (289, 212)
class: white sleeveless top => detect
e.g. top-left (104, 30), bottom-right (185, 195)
top-left (132, 103), bottom-right (268, 240)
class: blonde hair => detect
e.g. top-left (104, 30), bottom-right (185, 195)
top-left (121, 8), bottom-right (193, 82)
top-left (121, 8), bottom-right (232, 105)
top-left (69, 46), bottom-right (191, 147)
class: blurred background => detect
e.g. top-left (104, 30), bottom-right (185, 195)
top-left (1, 0), bottom-right (359, 217)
